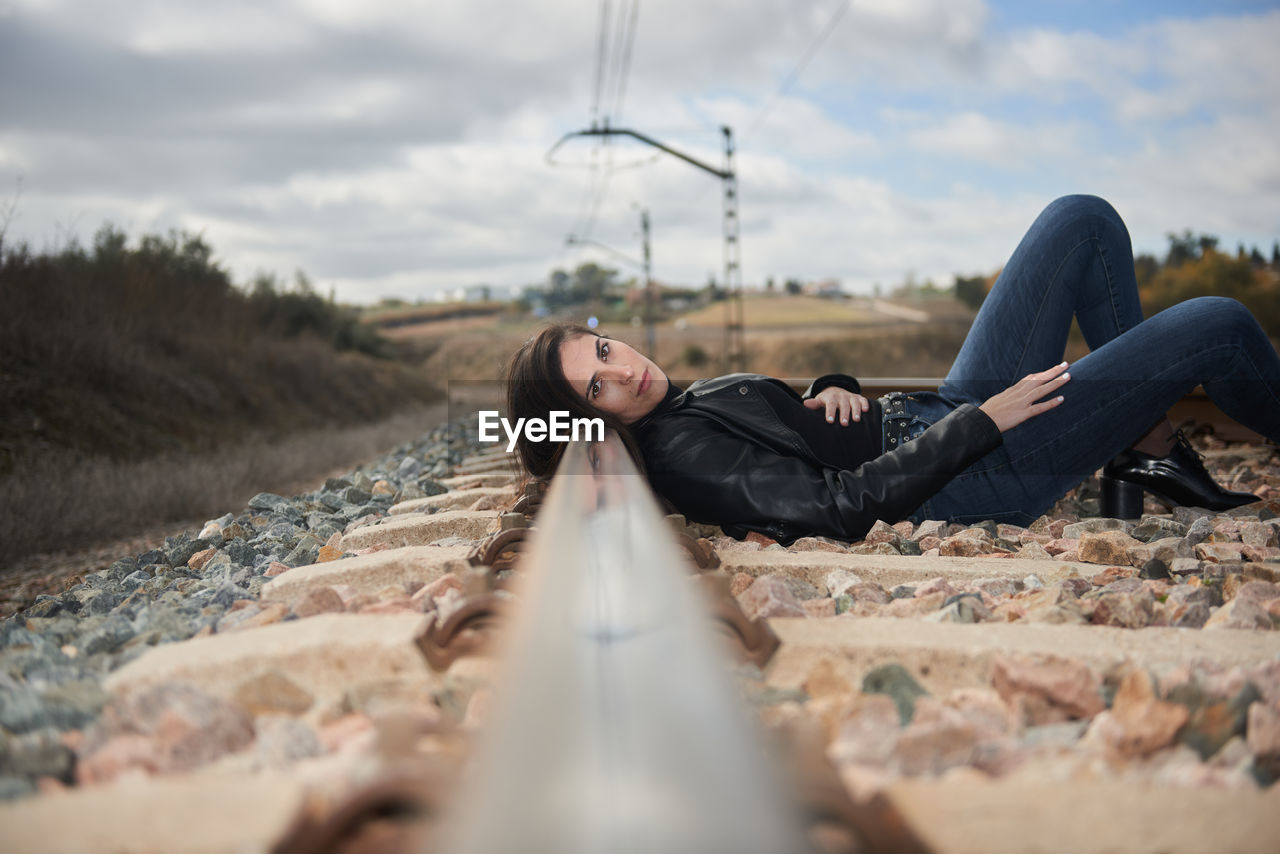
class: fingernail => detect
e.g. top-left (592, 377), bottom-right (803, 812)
top-left (1057, 395), bottom-right (1064, 402)
top-left (1062, 372), bottom-right (1070, 380)
top-left (827, 416), bottom-right (834, 422)
top-left (841, 418), bottom-right (848, 425)
top-left (1060, 361), bottom-right (1068, 367)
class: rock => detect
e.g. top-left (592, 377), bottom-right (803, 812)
top-left (248, 492), bottom-right (291, 513)
top-left (1063, 518), bottom-right (1130, 539)
top-left (914, 577), bottom-right (957, 599)
top-left (1242, 545), bottom-right (1280, 562)
top-left (728, 572), bottom-right (754, 598)
top-left (1196, 542), bottom-right (1246, 563)
top-left (233, 670), bottom-right (315, 716)
top-left (1090, 589), bottom-right (1156, 628)
top-left (1167, 679), bottom-right (1258, 760)
top-left (0, 727), bottom-right (75, 782)
top-left (1246, 701), bottom-right (1280, 776)
top-left (1081, 669), bottom-right (1188, 758)
top-left (291, 587), bottom-right (346, 618)
top-left (1183, 514), bottom-right (1214, 543)
top-left (1171, 602), bottom-right (1213, 629)
top-left (1016, 542), bottom-right (1053, 560)
top-left (1138, 558), bottom-right (1172, 580)
top-left (1077, 530), bottom-right (1143, 565)
top-left (828, 694), bottom-right (901, 766)
top-left (992, 654), bottom-right (1104, 724)
top-left (737, 576), bottom-right (805, 620)
top-left (844, 583), bottom-right (892, 605)
top-left (848, 542), bottom-right (900, 556)
top-left (863, 520), bottom-right (901, 546)
top-left (823, 570), bottom-right (864, 598)
top-left (802, 599), bottom-right (836, 618)
top-left (861, 663), bottom-right (929, 725)
top-left (1131, 516), bottom-right (1189, 543)
top-left (910, 520), bottom-right (946, 541)
top-left (252, 716), bottom-right (323, 770)
top-left (939, 532), bottom-right (993, 557)
top-left (79, 682), bottom-right (255, 782)
top-left (891, 703), bottom-right (983, 776)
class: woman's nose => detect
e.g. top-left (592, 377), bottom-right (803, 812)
top-left (605, 363), bottom-right (633, 382)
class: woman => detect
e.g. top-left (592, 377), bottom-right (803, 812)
top-left (506, 195), bottom-right (1280, 544)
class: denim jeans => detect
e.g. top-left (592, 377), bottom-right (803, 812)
top-left (900, 194), bottom-right (1280, 526)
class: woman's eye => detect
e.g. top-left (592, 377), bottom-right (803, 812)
top-left (590, 379), bottom-right (601, 399)
top-left (600, 342), bottom-right (609, 361)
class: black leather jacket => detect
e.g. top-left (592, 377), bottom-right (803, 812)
top-left (632, 373), bottom-right (1002, 544)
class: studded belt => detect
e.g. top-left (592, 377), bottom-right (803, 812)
top-left (880, 392), bottom-right (929, 450)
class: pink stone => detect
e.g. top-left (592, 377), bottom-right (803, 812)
top-left (863, 520), bottom-right (900, 545)
top-left (849, 542), bottom-right (901, 556)
top-left (1090, 589), bottom-right (1156, 629)
top-left (317, 713), bottom-right (371, 752)
top-left (917, 536), bottom-right (942, 552)
top-left (883, 592), bottom-right (946, 618)
top-left (803, 658), bottom-right (853, 702)
top-left (1246, 701), bottom-right (1280, 772)
top-left (992, 654), bottom-right (1104, 724)
top-left (1234, 580), bottom-right (1280, 604)
top-left (1078, 530), bottom-right (1143, 565)
top-left (910, 520), bottom-right (946, 541)
top-left (914, 577), bottom-right (957, 599)
top-left (410, 573), bottom-right (465, 611)
top-left (1197, 542), bottom-right (1247, 563)
top-left (1082, 670), bottom-right (1188, 758)
top-left (802, 598), bottom-right (837, 618)
top-left (187, 548), bottom-right (217, 572)
top-left (791, 537), bottom-right (848, 553)
top-left (1247, 660), bottom-right (1280, 706)
top-left (358, 599), bottom-right (420, 615)
top-left (76, 734), bottom-right (161, 785)
top-left (292, 586), bottom-right (346, 619)
top-left (729, 571), bottom-right (755, 597)
top-left (1044, 538), bottom-right (1076, 556)
top-left (1243, 545), bottom-right (1280, 562)
top-left (844, 582), bottom-right (892, 605)
top-left (891, 702), bottom-right (982, 776)
top-left (939, 534), bottom-right (991, 557)
top-left (1240, 522), bottom-right (1278, 548)
top-left (80, 683), bottom-right (254, 782)
top-left (737, 575), bottom-right (806, 619)
top-left (1017, 542), bottom-right (1053, 560)
top-left (891, 520), bottom-right (915, 539)
top-left (1204, 597), bottom-right (1274, 630)
top-left (263, 561), bottom-right (291, 578)
top-left (828, 694), bottom-right (901, 766)
top-left (944, 688), bottom-right (1013, 736)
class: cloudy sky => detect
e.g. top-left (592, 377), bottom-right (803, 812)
top-left (2, 0), bottom-right (1278, 303)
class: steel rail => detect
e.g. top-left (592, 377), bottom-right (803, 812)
top-left (433, 432), bottom-right (813, 854)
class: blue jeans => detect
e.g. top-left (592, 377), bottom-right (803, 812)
top-left (900, 195), bottom-right (1280, 525)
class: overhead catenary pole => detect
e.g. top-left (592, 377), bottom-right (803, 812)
top-left (548, 123), bottom-right (745, 371)
top-left (641, 207), bottom-right (655, 359)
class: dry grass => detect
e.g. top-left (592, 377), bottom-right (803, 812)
top-left (679, 294), bottom-right (878, 328)
top-left (0, 404), bottom-right (446, 567)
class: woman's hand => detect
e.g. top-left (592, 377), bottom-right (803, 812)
top-left (804, 386), bottom-right (870, 426)
top-left (979, 361), bottom-right (1071, 432)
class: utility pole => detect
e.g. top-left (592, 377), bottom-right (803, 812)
top-left (548, 123), bottom-right (745, 372)
top-left (721, 127), bottom-right (744, 373)
top-left (640, 208), bottom-right (655, 360)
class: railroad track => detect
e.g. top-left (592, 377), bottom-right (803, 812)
top-left (3, 415), bottom-right (1278, 853)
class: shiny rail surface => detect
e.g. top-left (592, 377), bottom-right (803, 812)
top-left (434, 434), bottom-right (812, 854)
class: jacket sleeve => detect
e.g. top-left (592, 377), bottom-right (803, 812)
top-left (802, 373), bottom-right (861, 398)
top-left (642, 403), bottom-right (1001, 543)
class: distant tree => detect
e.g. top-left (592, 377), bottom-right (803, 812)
top-left (953, 274), bottom-right (989, 310)
top-left (784, 278), bottom-right (802, 295)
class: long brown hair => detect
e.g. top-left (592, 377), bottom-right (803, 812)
top-left (504, 322), bottom-right (646, 479)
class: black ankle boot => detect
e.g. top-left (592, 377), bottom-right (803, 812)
top-left (1100, 431), bottom-right (1258, 518)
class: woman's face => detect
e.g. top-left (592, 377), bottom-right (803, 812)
top-left (558, 334), bottom-right (669, 424)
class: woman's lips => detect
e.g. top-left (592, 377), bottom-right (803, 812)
top-left (638, 369), bottom-right (651, 396)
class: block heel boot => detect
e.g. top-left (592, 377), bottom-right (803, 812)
top-left (1100, 431), bottom-right (1258, 518)
top-left (1099, 475), bottom-right (1146, 519)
